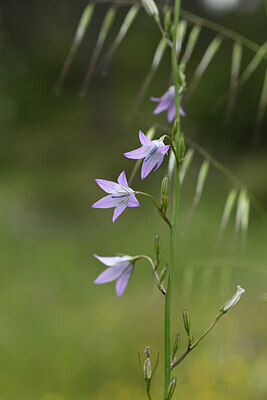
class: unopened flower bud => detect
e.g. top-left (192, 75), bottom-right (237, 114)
top-left (143, 357), bottom-right (152, 380)
top-left (164, 9), bottom-right (172, 32)
top-left (142, 0), bottom-right (159, 18)
top-left (161, 176), bottom-right (169, 196)
top-left (182, 310), bottom-right (191, 336)
top-left (221, 285), bottom-right (245, 314)
top-left (171, 334), bottom-right (180, 360)
top-left (179, 133), bottom-right (185, 158)
top-left (171, 119), bottom-right (179, 138)
top-left (165, 377), bottom-right (177, 400)
top-left (155, 234), bottom-right (160, 257)
top-left (158, 264), bottom-right (168, 286)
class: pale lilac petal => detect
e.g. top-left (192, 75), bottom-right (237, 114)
top-left (94, 254), bottom-right (128, 266)
top-left (115, 265), bottom-right (133, 297)
top-left (92, 195), bottom-right (120, 209)
top-left (141, 155), bottom-right (158, 180)
top-left (150, 96), bottom-right (161, 102)
top-left (124, 146), bottom-right (150, 160)
top-left (157, 145), bottom-right (170, 155)
top-left (167, 102), bottom-right (176, 123)
top-left (180, 105), bottom-right (186, 117)
top-left (94, 263), bottom-right (129, 284)
top-left (117, 171), bottom-right (128, 188)
top-left (127, 192), bottom-right (140, 208)
top-left (95, 179), bottom-right (121, 194)
top-left (112, 202), bottom-right (128, 222)
top-left (139, 130), bottom-right (153, 146)
top-left (154, 154), bottom-right (164, 171)
top-left (153, 97), bottom-right (171, 115)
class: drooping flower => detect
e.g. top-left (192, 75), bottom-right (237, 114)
top-left (221, 285), bottom-right (245, 313)
top-left (94, 254), bottom-right (135, 297)
top-left (124, 130), bottom-right (170, 180)
top-left (92, 170), bottom-right (139, 222)
top-left (151, 85), bottom-right (185, 123)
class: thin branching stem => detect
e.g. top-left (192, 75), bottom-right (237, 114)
top-left (135, 255), bottom-right (166, 295)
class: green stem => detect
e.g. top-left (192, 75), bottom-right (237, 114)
top-left (164, 0), bottom-right (181, 397)
top-left (171, 313), bottom-right (222, 369)
top-left (135, 255), bottom-right (166, 295)
top-left (135, 191), bottom-right (172, 228)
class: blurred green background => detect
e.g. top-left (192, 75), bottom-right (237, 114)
top-left (0, 0), bottom-right (267, 399)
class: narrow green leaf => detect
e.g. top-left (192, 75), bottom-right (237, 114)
top-left (180, 148), bottom-right (194, 185)
top-left (188, 36), bottom-right (222, 96)
top-left (132, 37), bottom-right (168, 111)
top-left (220, 189), bottom-right (238, 230)
top-left (195, 160), bottom-right (210, 203)
top-left (182, 25), bottom-right (201, 63)
top-left (225, 42), bottom-right (243, 122)
top-left (239, 41), bottom-right (267, 86)
top-left (100, 5), bottom-right (139, 76)
top-left (176, 20), bottom-right (187, 58)
top-left (54, 3), bottom-right (95, 94)
top-left (81, 6), bottom-right (116, 95)
top-left (236, 189), bottom-right (250, 234)
top-left (253, 68), bottom-right (267, 145)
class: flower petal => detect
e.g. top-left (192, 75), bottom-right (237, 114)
top-left (139, 130), bottom-right (153, 146)
top-left (115, 265), bottom-right (134, 297)
top-left (124, 146), bottom-right (151, 159)
top-left (150, 96), bottom-right (161, 102)
top-left (117, 171), bottom-right (128, 188)
top-left (92, 195), bottom-right (120, 209)
top-left (94, 263), bottom-right (129, 284)
top-left (95, 179), bottom-right (121, 194)
top-left (154, 153), bottom-right (164, 171)
top-left (112, 202), bottom-right (128, 222)
top-left (167, 102), bottom-right (176, 123)
top-left (180, 105), bottom-right (186, 117)
top-left (127, 192), bottom-right (140, 208)
top-left (141, 154), bottom-right (158, 180)
top-left (157, 145), bottom-right (170, 155)
top-left (94, 254), bottom-right (130, 266)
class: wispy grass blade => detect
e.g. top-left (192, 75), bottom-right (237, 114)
top-left (239, 41), bottom-right (267, 86)
top-left (54, 3), bottom-right (95, 94)
top-left (253, 68), bottom-right (267, 146)
top-left (176, 20), bottom-right (187, 59)
top-left (132, 37), bottom-right (168, 112)
top-left (195, 160), bottom-right (210, 204)
top-left (179, 148), bottom-right (194, 185)
top-left (187, 36), bottom-right (222, 98)
top-left (220, 189), bottom-right (238, 231)
top-left (225, 42), bottom-right (242, 123)
top-left (236, 189), bottom-right (250, 237)
top-left (81, 6), bottom-right (116, 96)
top-left (181, 25), bottom-right (201, 63)
top-left (100, 5), bottom-right (139, 76)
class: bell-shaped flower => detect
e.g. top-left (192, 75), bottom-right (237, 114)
top-left (124, 130), bottom-right (170, 180)
top-left (92, 171), bottom-right (139, 222)
top-left (221, 285), bottom-right (245, 313)
top-left (94, 254), bottom-right (134, 297)
top-left (151, 85), bottom-right (185, 123)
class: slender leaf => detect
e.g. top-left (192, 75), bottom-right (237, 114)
top-left (54, 3), bottom-right (95, 94)
top-left (176, 20), bottom-right (187, 58)
top-left (182, 25), bottom-right (201, 63)
top-left (81, 6), bottom-right (116, 95)
top-left (220, 189), bottom-right (238, 230)
top-left (239, 41), bottom-right (267, 86)
top-left (253, 68), bottom-right (267, 145)
top-left (133, 37), bottom-right (168, 111)
top-left (195, 160), bottom-right (210, 203)
top-left (225, 42), bottom-right (242, 121)
top-left (100, 5), bottom-right (139, 76)
top-left (236, 189), bottom-right (250, 234)
top-left (179, 148), bottom-right (194, 185)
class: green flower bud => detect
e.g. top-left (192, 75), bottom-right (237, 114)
top-left (171, 119), bottom-right (179, 138)
top-left (161, 176), bottom-right (169, 196)
top-left (143, 357), bottom-right (152, 380)
top-left (171, 334), bottom-right (180, 360)
top-left (158, 264), bottom-right (168, 286)
top-left (179, 133), bottom-right (185, 158)
top-left (164, 9), bottom-right (172, 32)
top-left (182, 310), bottom-right (191, 336)
top-left (165, 377), bottom-right (177, 400)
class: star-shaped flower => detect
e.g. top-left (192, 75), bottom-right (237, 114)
top-left (92, 171), bottom-right (139, 222)
top-left (151, 85), bottom-right (185, 123)
top-left (124, 130), bottom-right (170, 180)
top-left (94, 254), bottom-right (134, 297)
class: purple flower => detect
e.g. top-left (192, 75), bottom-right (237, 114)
top-left (124, 130), bottom-right (170, 180)
top-left (92, 170), bottom-right (139, 222)
top-left (94, 254), bottom-right (134, 297)
top-left (151, 85), bottom-right (185, 123)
